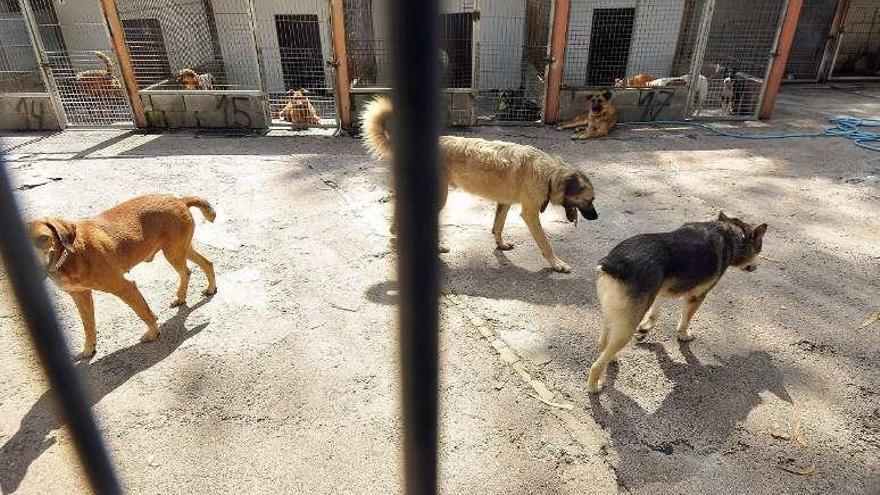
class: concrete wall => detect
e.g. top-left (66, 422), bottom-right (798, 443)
top-left (558, 87), bottom-right (688, 122)
top-left (0, 94), bottom-right (63, 130)
top-left (141, 90), bottom-right (268, 128)
top-left (563, 0), bottom-right (687, 87)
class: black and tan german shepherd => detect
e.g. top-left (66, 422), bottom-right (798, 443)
top-left (587, 212), bottom-right (768, 393)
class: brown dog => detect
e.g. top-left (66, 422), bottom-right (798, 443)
top-left (556, 91), bottom-right (617, 139)
top-left (28, 195), bottom-right (218, 359)
top-left (279, 88), bottom-right (321, 126)
top-left (614, 73), bottom-right (654, 88)
top-left (74, 51), bottom-right (122, 97)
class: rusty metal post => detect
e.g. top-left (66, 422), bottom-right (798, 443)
top-left (543, 0), bottom-right (570, 125)
top-left (330, 0), bottom-right (352, 129)
top-left (98, 0), bottom-right (146, 128)
top-left (760, 0), bottom-right (804, 120)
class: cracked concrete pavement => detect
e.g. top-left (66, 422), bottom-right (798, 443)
top-left (1, 84), bottom-right (879, 494)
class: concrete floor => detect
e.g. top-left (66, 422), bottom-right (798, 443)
top-left (1, 84), bottom-right (878, 494)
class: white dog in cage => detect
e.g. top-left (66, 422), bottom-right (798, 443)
top-left (647, 74), bottom-right (708, 116)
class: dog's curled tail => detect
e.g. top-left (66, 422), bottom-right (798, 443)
top-left (181, 196), bottom-right (216, 222)
top-left (361, 97), bottom-right (393, 159)
top-left (94, 51), bottom-right (114, 71)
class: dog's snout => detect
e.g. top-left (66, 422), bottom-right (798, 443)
top-left (744, 264), bottom-right (757, 272)
top-left (580, 204), bottom-right (599, 221)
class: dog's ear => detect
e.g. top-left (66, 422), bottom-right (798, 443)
top-left (753, 223), bottom-right (768, 242)
top-left (564, 174), bottom-right (581, 196)
top-left (44, 218), bottom-right (76, 252)
top-left (602, 90), bottom-right (613, 101)
top-left (718, 211), bottom-right (730, 222)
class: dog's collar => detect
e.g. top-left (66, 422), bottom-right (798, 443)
top-left (49, 249), bottom-right (70, 273)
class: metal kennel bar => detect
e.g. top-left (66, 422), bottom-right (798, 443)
top-left (0, 160), bottom-right (123, 495)
top-left (0, 0), bottom-right (46, 93)
top-left (251, 0), bottom-right (338, 127)
top-left (26, 0), bottom-right (134, 126)
top-left (389, 1), bottom-right (441, 494)
top-left (828, 0), bottom-right (880, 80)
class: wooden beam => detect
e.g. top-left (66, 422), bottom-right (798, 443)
top-left (330, 0), bottom-right (353, 130)
top-left (760, 0), bottom-right (804, 120)
top-left (543, 0), bottom-right (570, 125)
top-left (818, 0), bottom-right (850, 81)
top-left (99, 0), bottom-right (146, 128)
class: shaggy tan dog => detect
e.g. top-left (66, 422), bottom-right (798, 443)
top-left (28, 195), bottom-right (217, 359)
top-left (361, 97), bottom-right (598, 273)
top-left (177, 68), bottom-right (215, 90)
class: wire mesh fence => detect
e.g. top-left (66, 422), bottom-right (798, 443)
top-left (830, 0), bottom-right (880, 79)
top-left (0, 0), bottom-right (45, 93)
top-left (785, 0), bottom-right (838, 81)
top-left (699, 0), bottom-right (786, 118)
top-left (253, 0), bottom-right (337, 127)
top-left (476, 0), bottom-right (552, 123)
top-left (115, 0), bottom-right (261, 91)
top-left (27, 0), bottom-right (132, 126)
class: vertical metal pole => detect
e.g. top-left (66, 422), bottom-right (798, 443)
top-left (330, 0), bottom-right (353, 129)
top-left (760, 0), bottom-right (804, 120)
top-left (819, 0), bottom-right (850, 81)
top-left (686, 0), bottom-right (714, 119)
top-left (98, 0), bottom-right (146, 127)
top-left (19, 0), bottom-right (67, 129)
top-left (0, 162), bottom-right (123, 495)
top-left (390, 0), bottom-right (440, 494)
top-left (245, 0), bottom-right (270, 126)
top-left (543, 0), bottom-right (569, 124)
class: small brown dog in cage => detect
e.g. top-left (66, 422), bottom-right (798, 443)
top-left (74, 51), bottom-right (122, 96)
top-left (178, 69), bottom-right (215, 90)
top-left (27, 195), bottom-right (218, 359)
top-left (556, 91), bottom-right (617, 139)
top-left (279, 88), bottom-right (321, 126)
top-left (362, 97), bottom-right (599, 273)
top-left (614, 73), bottom-right (655, 88)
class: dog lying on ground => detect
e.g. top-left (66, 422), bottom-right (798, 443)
top-left (556, 91), bottom-right (617, 139)
top-left (647, 74), bottom-right (709, 116)
top-left (28, 195), bottom-right (218, 359)
top-left (614, 73), bottom-right (654, 88)
top-left (361, 97), bottom-right (598, 273)
top-left (74, 51), bottom-right (122, 97)
top-left (587, 212), bottom-right (768, 393)
top-left (279, 88), bottom-right (321, 126)
top-left (178, 68), bottom-right (215, 90)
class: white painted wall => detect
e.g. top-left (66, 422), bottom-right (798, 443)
top-left (212, 0), bottom-right (261, 88)
top-left (52, 0), bottom-right (113, 72)
top-left (252, 0), bottom-right (333, 93)
top-left (563, 0), bottom-right (686, 86)
top-left (0, 12), bottom-right (39, 75)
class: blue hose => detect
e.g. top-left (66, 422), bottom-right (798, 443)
top-left (616, 117), bottom-right (880, 152)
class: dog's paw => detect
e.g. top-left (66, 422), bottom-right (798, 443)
top-left (495, 242), bottom-right (515, 251)
top-left (438, 243), bottom-right (450, 254)
top-left (551, 259), bottom-right (572, 273)
top-left (634, 329), bottom-right (650, 342)
top-left (677, 331), bottom-right (695, 342)
top-left (170, 298), bottom-right (185, 308)
top-left (76, 347), bottom-right (96, 361)
top-left (587, 381), bottom-right (604, 394)
top-left (140, 329), bottom-right (160, 343)
top-left (202, 286), bottom-right (218, 297)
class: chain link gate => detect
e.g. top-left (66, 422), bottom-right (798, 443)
top-left (252, 0), bottom-right (338, 128)
top-left (22, 0), bottom-right (133, 126)
top-left (785, 0), bottom-right (838, 81)
top-left (829, 0), bottom-right (880, 79)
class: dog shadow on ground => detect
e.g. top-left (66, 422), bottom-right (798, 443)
top-left (365, 255), bottom-right (594, 307)
top-left (0, 299), bottom-right (210, 494)
top-left (589, 341), bottom-right (791, 491)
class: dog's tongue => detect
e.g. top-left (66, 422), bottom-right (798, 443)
top-left (565, 205), bottom-right (578, 226)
